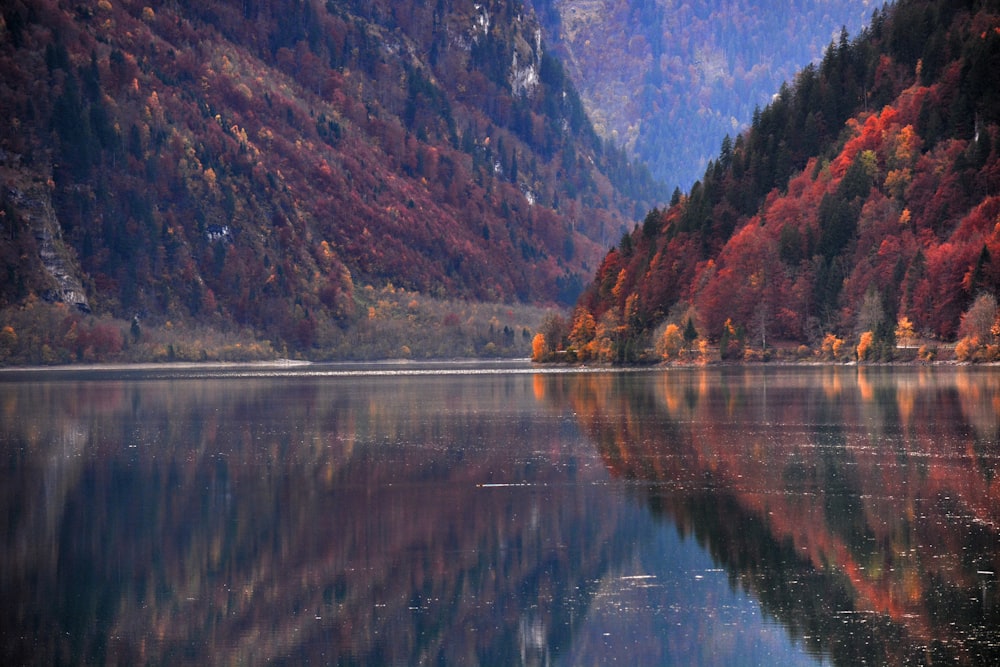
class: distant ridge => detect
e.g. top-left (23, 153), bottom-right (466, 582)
top-left (532, 0), bottom-right (877, 190)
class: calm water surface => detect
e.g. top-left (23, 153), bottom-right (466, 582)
top-left (1, 364), bottom-right (998, 665)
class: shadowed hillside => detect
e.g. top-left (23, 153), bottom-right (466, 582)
top-left (0, 0), bottom-right (665, 359)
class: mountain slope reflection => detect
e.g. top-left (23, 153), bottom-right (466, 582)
top-left (539, 367), bottom-right (1000, 665)
top-left (1, 375), bottom-right (628, 665)
top-left (2, 367), bottom-right (998, 665)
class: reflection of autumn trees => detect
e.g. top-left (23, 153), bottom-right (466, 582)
top-left (5, 368), bottom-right (997, 664)
top-left (0, 375), bottom-right (628, 665)
top-left (545, 368), bottom-right (1000, 665)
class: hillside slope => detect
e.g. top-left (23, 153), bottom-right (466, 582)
top-left (0, 0), bottom-right (663, 357)
top-left (554, 0), bottom-right (1000, 363)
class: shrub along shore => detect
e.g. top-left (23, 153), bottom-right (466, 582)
top-left (0, 287), bottom-right (551, 366)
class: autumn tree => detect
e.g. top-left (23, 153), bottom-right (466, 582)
top-left (569, 308), bottom-right (597, 360)
top-left (531, 333), bottom-right (548, 362)
top-left (821, 333), bottom-right (846, 361)
top-left (538, 313), bottom-right (569, 356)
top-left (955, 293), bottom-right (1000, 361)
top-left (959, 293), bottom-right (998, 342)
top-left (856, 330), bottom-right (875, 362)
top-left (719, 318), bottom-right (745, 361)
top-left (0, 325), bottom-right (16, 361)
top-left (655, 323), bottom-right (683, 360)
top-left (894, 315), bottom-right (915, 348)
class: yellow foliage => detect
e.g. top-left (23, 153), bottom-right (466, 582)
top-left (955, 336), bottom-right (979, 362)
top-left (894, 316), bottom-right (915, 347)
top-left (821, 333), bottom-right (845, 360)
top-left (892, 125), bottom-right (918, 165)
top-left (696, 337), bottom-right (711, 364)
top-left (593, 336), bottom-right (612, 361)
top-left (611, 269), bottom-right (627, 301)
top-left (624, 293), bottom-right (639, 323)
top-left (531, 333), bottom-right (548, 362)
top-left (856, 331), bottom-right (875, 361)
top-left (569, 309), bottom-right (597, 360)
top-left (859, 149), bottom-right (879, 179)
top-left (656, 323), bottom-right (683, 360)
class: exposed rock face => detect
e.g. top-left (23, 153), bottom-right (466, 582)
top-left (510, 26), bottom-right (543, 97)
top-left (3, 171), bottom-right (89, 312)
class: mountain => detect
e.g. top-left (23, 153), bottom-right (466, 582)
top-left (551, 0), bottom-right (1000, 363)
top-left (531, 0), bottom-right (877, 190)
top-left (0, 0), bottom-right (663, 360)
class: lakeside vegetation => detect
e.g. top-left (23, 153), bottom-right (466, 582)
top-left (7, 286), bottom-right (997, 368)
top-left (531, 292), bottom-right (1000, 365)
top-left (0, 286), bottom-right (553, 366)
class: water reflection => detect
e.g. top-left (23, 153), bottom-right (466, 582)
top-left (1, 366), bottom-right (998, 665)
top-left (2, 373), bottom-right (633, 665)
top-left (539, 366), bottom-right (1000, 664)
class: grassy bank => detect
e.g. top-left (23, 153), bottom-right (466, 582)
top-left (0, 287), bottom-right (559, 366)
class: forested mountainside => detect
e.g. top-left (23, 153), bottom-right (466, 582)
top-left (0, 0), bottom-right (663, 360)
top-left (531, 0), bottom-right (876, 190)
top-left (552, 0), bottom-right (1000, 364)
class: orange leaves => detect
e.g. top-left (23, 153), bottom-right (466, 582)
top-left (856, 331), bottom-right (875, 361)
top-left (569, 308), bottom-right (597, 358)
top-left (656, 323), bottom-right (683, 360)
top-left (890, 124), bottom-right (920, 167)
top-left (831, 105), bottom-right (923, 184)
top-left (530, 333), bottom-right (548, 362)
top-left (821, 333), bottom-right (846, 360)
top-left (832, 111), bottom-right (887, 178)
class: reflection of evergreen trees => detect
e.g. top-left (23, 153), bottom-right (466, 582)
top-left (645, 489), bottom-right (907, 665)
top-left (563, 368), bottom-right (1000, 666)
top-left (646, 486), bottom-right (1000, 665)
top-left (5, 369), bottom-right (1000, 664)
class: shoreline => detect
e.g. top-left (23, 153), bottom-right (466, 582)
top-left (3, 357), bottom-right (998, 376)
top-left (0, 357), bottom-right (541, 376)
top-left (0, 358), bottom-right (313, 374)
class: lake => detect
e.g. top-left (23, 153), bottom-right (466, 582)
top-left (1, 363), bottom-right (998, 665)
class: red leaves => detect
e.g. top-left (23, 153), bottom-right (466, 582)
top-left (596, 105), bottom-right (999, 346)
